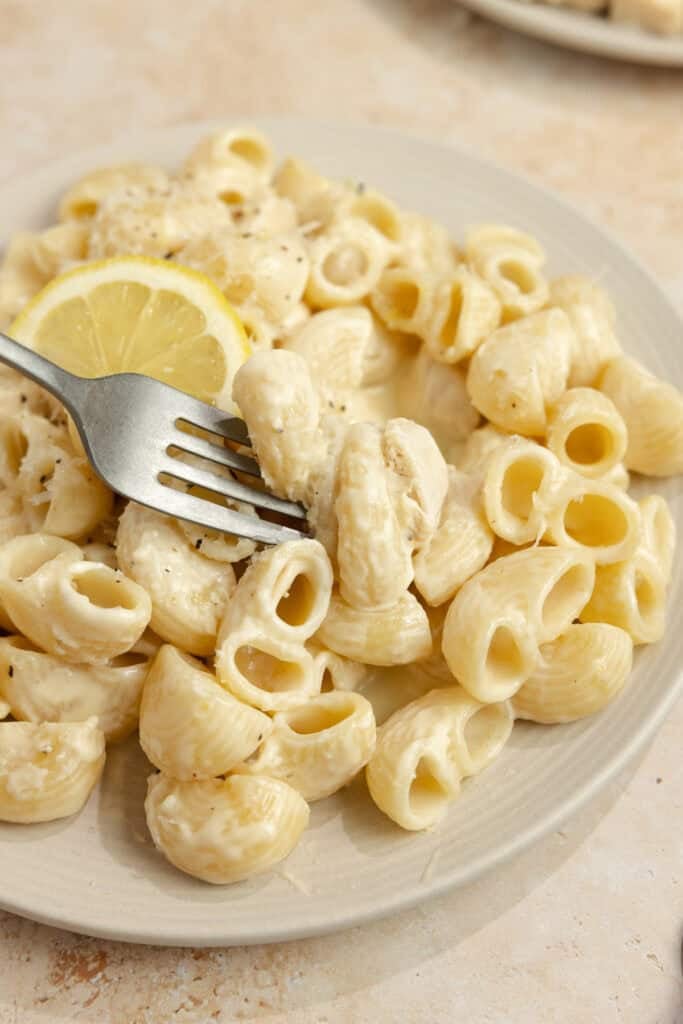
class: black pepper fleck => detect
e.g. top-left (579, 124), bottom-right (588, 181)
top-left (8, 666), bottom-right (13, 678)
top-left (195, 539), bottom-right (203, 550)
top-left (39, 474), bottom-right (48, 485)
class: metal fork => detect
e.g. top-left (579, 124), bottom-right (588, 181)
top-left (0, 331), bottom-right (308, 545)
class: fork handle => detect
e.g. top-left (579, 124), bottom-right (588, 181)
top-left (0, 330), bottom-right (83, 412)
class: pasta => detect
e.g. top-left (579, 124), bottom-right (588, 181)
top-left (371, 265), bottom-right (434, 339)
top-left (284, 305), bottom-right (369, 392)
top-left (443, 585), bottom-right (530, 705)
top-left (513, 623), bottom-right (633, 723)
top-left (305, 217), bottom-right (390, 309)
top-left (0, 409), bottom-right (113, 539)
top-left (217, 539), bottom-right (333, 646)
top-left (398, 211), bottom-right (458, 275)
top-left (458, 423), bottom-right (511, 476)
top-left (273, 156), bottom-right (343, 230)
top-left (238, 690), bottom-right (376, 801)
top-left (543, 473), bottom-right (640, 564)
top-left (188, 127), bottom-right (273, 178)
top-left (334, 414), bottom-right (448, 609)
top-left (0, 366), bottom-right (60, 419)
top-left (58, 163), bottom-right (170, 221)
top-left (0, 410), bottom-right (59, 490)
top-left (0, 125), bottom-right (680, 882)
top-left (466, 309), bottom-right (573, 435)
top-left (600, 356), bottom-right (683, 477)
top-left (215, 540), bottom-right (332, 712)
top-left (382, 417), bottom-right (449, 545)
top-left (414, 468), bottom-right (494, 606)
top-left (145, 773), bottom-right (309, 884)
top-left (116, 503), bottom-right (236, 657)
top-left (545, 388), bottom-right (627, 479)
top-left (232, 349), bottom-right (325, 505)
top-left (335, 422), bottom-right (414, 609)
top-left (0, 534), bottom-right (151, 663)
top-left (425, 266), bottom-right (501, 364)
top-left (465, 225), bottom-right (549, 321)
top-left (182, 128), bottom-right (274, 204)
top-left (0, 635), bottom-right (149, 742)
top-left (317, 589), bottom-right (432, 666)
top-left (180, 232), bottom-right (309, 322)
top-left (216, 633), bottom-right (320, 713)
top-left (0, 718), bottom-right (105, 823)
top-left (549, 276), bottom-right (621, 388)
top-left (284, 305), bottom-right (404, 396)
top-left (176, 512), bottom-right (257, 565)
top-left (366, 687), bottom-right (512, 830)
top-left (309, 642), bottom-right (367, 692)
top-left (24, 222), bottom-right (90, 280)
top-left (139, 644), bottom-right (272, 780)
top-left (87, 181), bottom-right (235, 261)
top-left (579, 496), bottom-right (675, 645)
top-left (343, 188), bottom-right (404, 246)
top-left (0, 234), bottom-right (54, 328)
top-left (579, 555), bottom-right (666, 645)
top-left (638, 494), bottom-right (676, 583)
top-left (366, 690), bottom-right (461, 830)
top-left (482, 436), bottom-right (562, 545)
top-left (442, 547), bottom-right (595, 702)
top-left (402, 348), bottom-right (481, 459)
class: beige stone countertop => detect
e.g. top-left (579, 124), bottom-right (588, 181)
top-left (0, 2), bottom-right (682, 1022)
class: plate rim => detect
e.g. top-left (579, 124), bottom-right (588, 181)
top-left (0, 116), bottom-right (681, 946)
top-left (454, 0), bottom-right (683, 65)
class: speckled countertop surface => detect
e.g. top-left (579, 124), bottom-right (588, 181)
top-left (0, 2), bottom-right (682, 1022)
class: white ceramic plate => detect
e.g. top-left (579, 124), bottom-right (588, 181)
top-left (456, 0), bottom-right (683, 65)
top-left (0, 119), bottom-right (681, 947)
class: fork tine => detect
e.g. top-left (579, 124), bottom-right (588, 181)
top-left (140, 480), bottom-right (306, 545)
top-left (158, 453), bottom-right (308, 522)
top-left (168, 428), bottom-right (261, 478)
top-left (172, 393), bottom-right (252, 446)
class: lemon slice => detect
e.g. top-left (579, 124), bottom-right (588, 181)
top-left (11, 256), bottom-right (250, 410)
